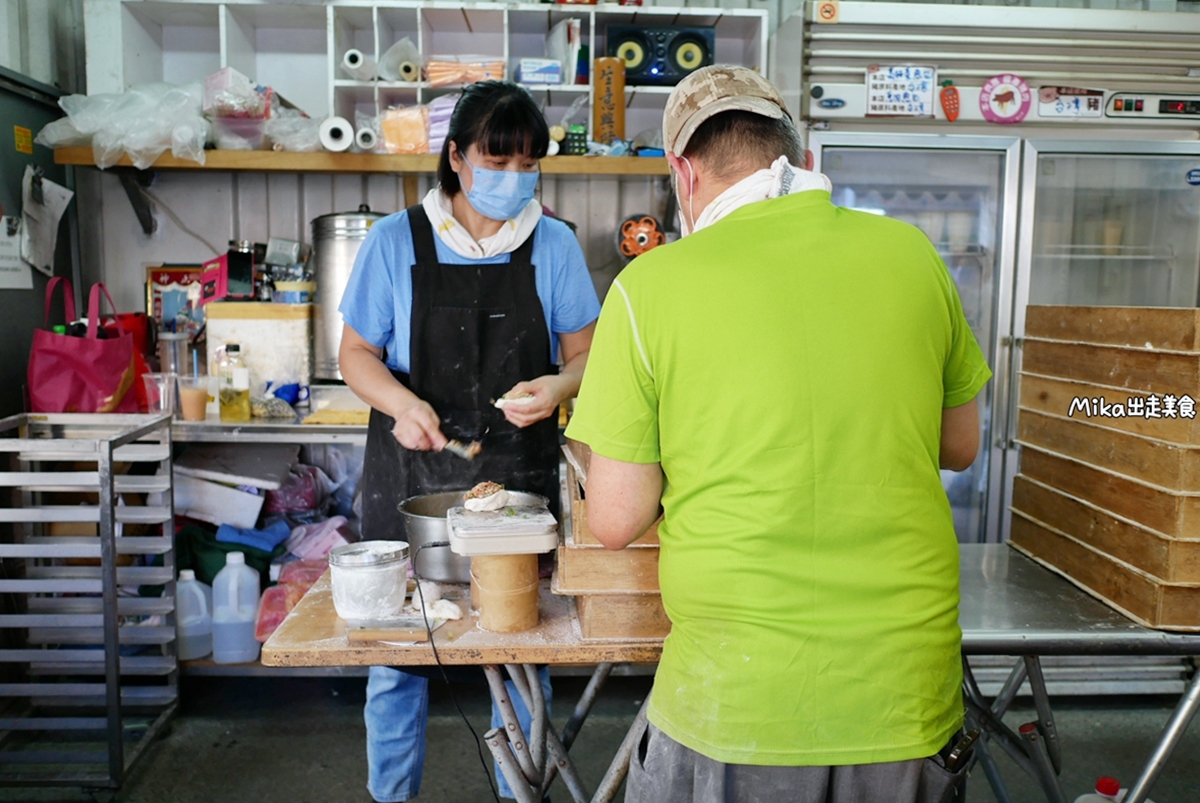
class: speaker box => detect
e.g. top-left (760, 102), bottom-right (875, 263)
top-left (606, 25), bottom-right (715, 86)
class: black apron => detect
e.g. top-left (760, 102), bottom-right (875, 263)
top-left (361, 205), bottom-right (561, 543)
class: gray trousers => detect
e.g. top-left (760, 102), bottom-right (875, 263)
top-left (626, 723), bottom-right (966, 803)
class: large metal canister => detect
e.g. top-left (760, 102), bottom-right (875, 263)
top-left (312, 204), bottom-right (386, 380)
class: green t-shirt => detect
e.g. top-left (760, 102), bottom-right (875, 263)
top-left (566, 190), bottom-right (992, 766)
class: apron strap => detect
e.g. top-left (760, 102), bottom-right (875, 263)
top-left (510, 222), bottom-right (536, 264)
top-left (407, 205), bottom-right (439, 266)
top-left (406, 202), bottom-right (539, 265)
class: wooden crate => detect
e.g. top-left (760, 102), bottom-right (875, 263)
top-left (1026, 305), bottom-right (1200, 352)
top-left (1019, 373), bottom-right (1200, 445)
top-left (1017, 409), bottom-right (1200, 493)
top-left (575, 594), bottom-right (670, 641)
top-left (1010, 515), bottom-right (1200, 632)
top-left (1011, 475), bottom-right (1200, 582)
top-left (1013, 306), bottom-right (1200, 629)
top-left (556, 440), bottom-right (667, 640)
top-left (1019, 447), bottom-right (1200, 540)
top-left (1023, 337), bottom-right (1200, 399)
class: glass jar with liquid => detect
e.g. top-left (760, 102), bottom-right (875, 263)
top-left (218, 344), bottom-right (251, 423)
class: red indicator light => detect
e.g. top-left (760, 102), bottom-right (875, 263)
top-left (1168, 101), bottom-right (1186, 112)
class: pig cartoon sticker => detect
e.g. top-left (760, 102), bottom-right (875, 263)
top-left (980, 74), bottom-right (1032, 124)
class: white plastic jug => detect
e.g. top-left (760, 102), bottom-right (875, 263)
top-left (1073, 777), bottom-right (1155, 803)
top-left (212, 552), bottom-right (261, 664)
top-left (176, 569), bottom-right (212, 661)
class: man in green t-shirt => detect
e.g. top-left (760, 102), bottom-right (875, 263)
top-left (565, 66), bottom-right (991, 802)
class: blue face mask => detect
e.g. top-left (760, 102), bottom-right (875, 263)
top-left (463, 155), bottom-right (539, 221)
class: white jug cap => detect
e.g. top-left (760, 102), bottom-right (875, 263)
top-left (226, 552), bottom-right (246, 565)
top-left (179, 569), bottom-right (195, 581)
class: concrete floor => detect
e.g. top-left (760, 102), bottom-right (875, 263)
top-left (2, 674), bottom-right (1199, 802)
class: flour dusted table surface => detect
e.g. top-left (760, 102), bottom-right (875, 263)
top-left (261, 576), bottom-right (664, 668)
top-left (261, 546), bottom-right (1200, 803)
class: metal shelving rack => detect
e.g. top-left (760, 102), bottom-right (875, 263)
top-left (0, 414), bottom-right (176, 791)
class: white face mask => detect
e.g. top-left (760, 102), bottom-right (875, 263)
top-left (673, 156), bottom-right (697, 237)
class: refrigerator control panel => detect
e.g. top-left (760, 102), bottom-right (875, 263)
top-left (1108, 93), bottom-right (1200, 119)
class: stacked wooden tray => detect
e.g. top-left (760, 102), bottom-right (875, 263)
top-left (553, 441), bottom-right (670, 641)
top-left (1012, 306), bottom-right (1200, 631)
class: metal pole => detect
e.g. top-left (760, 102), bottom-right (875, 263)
top-left (542, 722), bottom-right (592, 803)
top-left (523, 664), bottom-right (547, 778)
top-left (564, 662), bottom-right (614, 749)
top-left (1018, 723), bottom-right (1068, 803)
top-left (539, 662), bottom-right (615, 796)
top-left (972, 737), bottom-right (1014, 803)
top-left (484, 727), bottom-right (540, 803)
top-left (504, 664), bottom-right (546, 778)
top-left (1125, 666), bottom-right (1200, 803)
top-left (1023, 656), bottom-right (1062, 774)
top-left (591, 695), bottom-right (651, 803)
top-left (992, 659), bottom-right (1028, 716)
top-left (484, 665), bottom-right (539, 785)
top-left (98, 443), bottom-right (123, 786)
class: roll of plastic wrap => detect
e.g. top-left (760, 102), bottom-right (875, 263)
top-left (355, 126), bottom-right (378, 152)
top-left (398, 61), bottom-right (420, 82)
top-left (319, 117), bottom-right (354, 152)
top-left (341, 49), bottom-right (377, 81)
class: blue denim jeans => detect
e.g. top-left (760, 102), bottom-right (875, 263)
top-left (365, 665), bottom-right (552, 802)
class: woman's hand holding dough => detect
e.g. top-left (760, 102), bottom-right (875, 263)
top-left (392, 398), bottom-right (448, 451)
top-left (499, 376), bottom-right (566, 428)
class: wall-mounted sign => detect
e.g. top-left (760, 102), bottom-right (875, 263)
top-left (815, 1), bottom-right (840, 24)
top-left (1186, 168), bottom-right (1200, 186)
top-left (866, 65), bottom-right (936, 118)
top-left (1038, 86), bottom-right (1103, 119)
top-left (980, 74), bottom-right (1032, 124)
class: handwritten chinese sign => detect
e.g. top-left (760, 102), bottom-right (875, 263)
top-left (866, 65), bottom-right (936, 117)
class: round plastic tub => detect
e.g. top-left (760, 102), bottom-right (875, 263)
top-left (328, 541), bottom-right (409, 621)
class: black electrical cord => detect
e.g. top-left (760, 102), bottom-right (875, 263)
top-left (411, 541), bottom-right (502, 803)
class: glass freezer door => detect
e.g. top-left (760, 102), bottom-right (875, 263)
top-left (1026, 151), bottom-right (1200, 307)
top-left (815, 138), bottom-right (1019, 544)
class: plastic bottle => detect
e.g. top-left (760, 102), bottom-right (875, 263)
top-left (1072, 777), bottom-right (1156, 803)
top-left (218, 343), bottom-right (251, 423)
top-left (212, 552), bottom-right (261, 664)
top-left (175, 569), bottom-right (213, 661)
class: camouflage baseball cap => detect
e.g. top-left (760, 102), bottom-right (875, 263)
top-left (663, 65), bottom-right (788, 156)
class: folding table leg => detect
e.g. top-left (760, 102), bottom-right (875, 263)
top-left (537, 662), bottom-right (615, 798)
top-left (1019, 723), bottom-right (1068, 803)
top-left (971, 737), bottom-right (1013, 803)
top-left (505, 663), bottom-right (591, 803)
top-left (484, 665), bottom-right (539, 784)
top-left (1125, 665), bottom-right (1200, 803)
top-left (962, 656), bottom-right (1062, 802)
top-left (591, 695), bottom-right (651, 803)
top-left (1023, 656), bottom-right (1062, 774)
top-left (485, 726), bottom-right (541, 803)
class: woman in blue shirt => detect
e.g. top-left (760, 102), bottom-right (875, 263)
top-left (338, 81), bottom-right (600, 802)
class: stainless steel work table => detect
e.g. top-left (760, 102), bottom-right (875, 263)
top-left (171, 415), bottom-right (367, 445)
top-left (263, 544), bottom-right (1200, 803)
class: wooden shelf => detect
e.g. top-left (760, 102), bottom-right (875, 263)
top-left (54, 147), bottom-right (669, 176)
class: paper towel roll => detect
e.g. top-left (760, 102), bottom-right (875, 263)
top-left (319, 117), bottom-right (354, 152)
top-left (341, 49), bottom-right (377, 81)
top-left (355, 126), bottom-right (378, 152)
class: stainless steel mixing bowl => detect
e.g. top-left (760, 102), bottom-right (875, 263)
top-left (398, 490), bottom-right (549, 583)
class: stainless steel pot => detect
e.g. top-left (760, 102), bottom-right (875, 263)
top-left (312, 205), bottom-right (386, 380)
top-left (399, 490), bottom-right (549, 583)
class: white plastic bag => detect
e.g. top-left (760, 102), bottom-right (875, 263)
top-left (48, 81), bottom-right (208, 168)
top-left (263, 107), bottom-right (321, 152)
